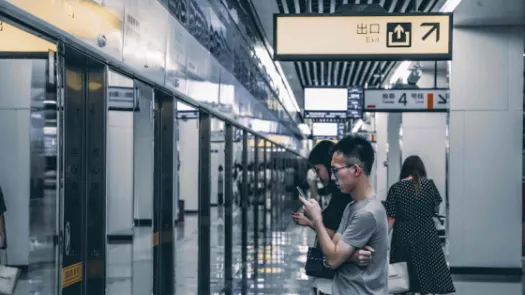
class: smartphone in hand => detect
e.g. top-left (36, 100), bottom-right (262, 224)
top-left (296, 186), bottom-right (308, 200)
top-left (295, 186), bottom-right (308, 212)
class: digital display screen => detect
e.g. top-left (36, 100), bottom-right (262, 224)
top-left (312, 123), bottom-right (339, 137)
top-left (305, 88), bottom-right (348, 111)
top-left (304, 88), bottom-right (348, 119)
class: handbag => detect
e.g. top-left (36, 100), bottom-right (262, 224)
top-left (388, 261), bottom-right (409, 294)
top-left (387, 230), bottom-right (409, 294)
top-left (305, 237), bottom-right (335, 279)
top-left (0, 215), bottom-right (19, 295)
top-left (0, 264), bottom-right (20, 295)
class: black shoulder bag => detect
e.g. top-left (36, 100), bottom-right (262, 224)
top-left (305, 237), bottom-right (335, 279)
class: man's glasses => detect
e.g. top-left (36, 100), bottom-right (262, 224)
top-left (330, 164), bottom-right (361, 177)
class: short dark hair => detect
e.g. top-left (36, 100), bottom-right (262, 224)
top-left (308, 140), bottom-right (335, 168)
top-left (333, 135), bottom-right (375, 175)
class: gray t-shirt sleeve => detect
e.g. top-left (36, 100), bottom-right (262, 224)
top-left (340, 210), bottom-right (377, 249)
top-left (336, 204), bottom-right (351, 234)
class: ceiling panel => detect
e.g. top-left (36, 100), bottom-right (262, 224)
top-left (275, 0), bottom-right (441, 88)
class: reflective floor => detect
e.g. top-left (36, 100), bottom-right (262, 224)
top-left (14, 201), bottom-right (525, 295)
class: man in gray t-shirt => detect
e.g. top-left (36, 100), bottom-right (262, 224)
top-left (300, 135), bottom-right (388, 295)
top-left (333, 198), bottom-right (388, 295)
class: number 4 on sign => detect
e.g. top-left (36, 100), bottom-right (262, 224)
top-left (398, 93), bottom-right (407, 106)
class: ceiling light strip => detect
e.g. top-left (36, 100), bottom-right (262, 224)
top-left (346, 61), bottom-right (356, 86)
top-left (295, 61), bottom-right (307, 86)
top-left (333, 61), bottom-right (340, 86)
top-left (294, 0), bottom-right (301, 13)
top-left (327, 62), bottom-right (332, 86)
top-left (320, 62), bottom-right (325, 86)
top-left (280, 0), bottom-right (290, 13)
top-left (330, 0), bottom-right (336, 13)
top-left (305, 62), bottom-right (313, 85)
top-left (313, 62), bottom-right (319, 85)
top-left (339, 61), bottom-right (348, 85)
top-left (352, 61), bottom-right (364, 86)
top-left (364, 61), bottom-right (379, 86)
top-left (400, 0), bottom-right (412, 12)
top-left (388, 0), bottom-right (399, 12)
top-left (358, 62), bottom-right (372, 85)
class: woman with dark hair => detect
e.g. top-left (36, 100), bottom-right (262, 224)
top-left (385, 155), bottom-right (455, 295)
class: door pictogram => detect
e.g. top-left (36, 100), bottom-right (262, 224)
top-left (386, 22), bottom-right (412, 47)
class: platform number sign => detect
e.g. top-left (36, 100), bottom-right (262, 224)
top-left (364, 89), bottom-right (450, 112)
top-left (398, 93), bottom-right (407, 106)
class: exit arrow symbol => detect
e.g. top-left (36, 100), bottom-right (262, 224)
top-left (394, 24), bottom-right (404, 39)
top-left (421, 22), bottom-right (440, 42)
top-left (438, 94), bottom-right (447, 104)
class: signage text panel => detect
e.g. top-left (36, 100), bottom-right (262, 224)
top-left (274, 13), bottom-right (452, 60)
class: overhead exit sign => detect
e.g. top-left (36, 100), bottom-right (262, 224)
top-left (273, 13), bottom-right (452, 61)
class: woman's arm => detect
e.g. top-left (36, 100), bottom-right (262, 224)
top-left (388, 216), bottom-right (395, 231)
top-left (0, 215), bottom-right (5, 248)
top-left (384, 185), bottom-right (398, 231)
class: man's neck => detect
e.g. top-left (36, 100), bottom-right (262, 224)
top-left (351, 181), bottom-right (374, 202)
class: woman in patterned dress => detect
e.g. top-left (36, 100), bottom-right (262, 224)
top-left (384, 155), bottom-right (455, 295)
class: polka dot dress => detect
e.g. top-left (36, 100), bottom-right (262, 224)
top-left (385, 179), bottom-right (456, 294)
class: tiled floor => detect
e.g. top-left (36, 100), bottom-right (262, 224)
top-left (13, 199), bottom-right (525, 295)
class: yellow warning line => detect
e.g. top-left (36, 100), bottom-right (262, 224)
top-left (153, 232), bottom-right (159, 246)
top-left (62, 262), bottom-right (83, 289)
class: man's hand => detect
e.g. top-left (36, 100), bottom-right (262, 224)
top-left (299, 196), bottom-right (322, 224)
top-left (350, 246), bottom-right (374, 267)
top-left (291, 212), bottom-right (312, 227)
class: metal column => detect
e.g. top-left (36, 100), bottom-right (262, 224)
top-left (253, 136), bottom-right (259, 286)
top-left (241, 130), bottom-right (248, 295)
top-left (84, 54), bottom-right (107, 295)
top-left (262, 140), bottom-right (267, 245)
top-left (61, 45), bottom-right (107, 295)
top-left (224, 124), bottom-right (233, 295)
top-left (198, 111), bottom-right (211, 295)
top-left (152, 91), bottom-right (174, 295)
top-left (270, 143), bottom-right (275, 232)
top-left (253, 136), bottom-right (259, 250)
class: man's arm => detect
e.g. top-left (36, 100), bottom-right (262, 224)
top-left (291, 212), bottom-right (337, 238)
top-left (313, 219), bottom-right (356, 269)
top-left (313, 210), bottom-right (376, 269)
